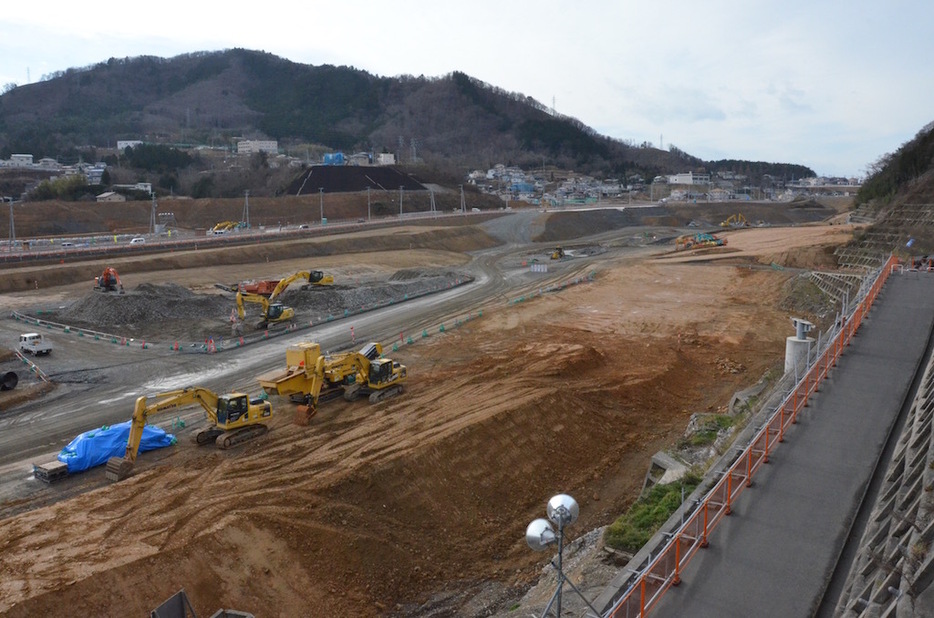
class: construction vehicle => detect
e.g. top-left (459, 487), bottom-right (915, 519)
top-left (227, 270), bottom-right (334, 297)
top-left (551, 247), bottom-right (565, 260)
top-left (236, 291), bottom-right (294, 329)
top-left (209, 220), bottom-right (243, 235)
top-left (95, 267), bottom-right (125, 293)
top-left (257, 341), bottom-right (406, 424)
top-left (19, 332), bottom-right (53, 355)
top-left (104, 386), bottom-right (272, 482)
top-left (720, 213), bottom-right (748, 228)
top-left (675, 233), bottom-right (727, 251)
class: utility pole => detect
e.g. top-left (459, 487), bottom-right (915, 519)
top-left (8, 201), bottom-right (15, 248)
top-left (242, 190), bottom-right (250, 229)
top-left (460, 185), bottom-right (466, 214)
top-left (319, 187), bottom-right (324, 224)
top-left (367, 186), bottom-right (371, 221)
top-left (150, 194), bottom-right (157, 235)
top-left (399, 186), bottom-right (404, 218)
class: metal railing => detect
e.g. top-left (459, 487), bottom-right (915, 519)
top-left (604, 254), bottom-right (898, 617)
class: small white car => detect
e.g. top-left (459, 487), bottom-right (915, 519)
top-left (19, 333), bottom-right (53, 356)
top-left (130, 237), bottom-right (146, 244)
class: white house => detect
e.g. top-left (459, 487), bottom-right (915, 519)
top-left (10, 154), bottom-right (33, 167)
top-left (117, 140), bottom-right (143, 151)
top-left (237, 140), bottom-right (278, 155)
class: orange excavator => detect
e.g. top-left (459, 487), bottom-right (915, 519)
top-left (95, 267), bottom-right (125, 293)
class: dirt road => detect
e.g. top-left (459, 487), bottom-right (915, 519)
top-left (0, 212), bottom-right (857, 617)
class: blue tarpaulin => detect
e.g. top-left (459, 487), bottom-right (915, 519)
top-left (57, 421), bottom-right (177, 473)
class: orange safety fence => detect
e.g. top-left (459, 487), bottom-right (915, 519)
top-left (604, 254), bottom-right (898, 618)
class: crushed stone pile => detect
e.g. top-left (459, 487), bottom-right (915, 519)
top-left (44, 270), bottom-right (471, 341)
top-left (281, 269), bottom-right (470, 317)
top-left (56, 284), bottom-right (230, 328)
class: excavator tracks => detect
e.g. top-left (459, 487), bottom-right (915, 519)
top-left (214, 424), bottom-right (268, 449)
top-left (368, 385), bottom-right (404, 404)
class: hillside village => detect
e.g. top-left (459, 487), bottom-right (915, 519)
top-left (1, 143), bottom-right (860, 209)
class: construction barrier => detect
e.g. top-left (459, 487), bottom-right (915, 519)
top-left (604, 254), bottom-right (897, 618)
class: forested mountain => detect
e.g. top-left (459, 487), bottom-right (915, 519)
top-left (0, 48), bottom-right (813, 184)
top-left (857, 121), bottom-right (934, 206)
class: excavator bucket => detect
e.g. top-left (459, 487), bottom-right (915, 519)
top-left (293, 405), bottom-right (318, 426)
top-left (105, 457), bottom-right (134, 482)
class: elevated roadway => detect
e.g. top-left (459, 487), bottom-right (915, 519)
top-left (643, 273), bottom-right (934, 617)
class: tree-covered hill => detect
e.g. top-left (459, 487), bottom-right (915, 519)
top-left (0, 49), bottom-right (812, 185)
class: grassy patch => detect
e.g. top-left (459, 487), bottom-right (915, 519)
top-left (682, 414), bottom-right (735, 447)
top-left (604, 473), bottom-right (702, 553)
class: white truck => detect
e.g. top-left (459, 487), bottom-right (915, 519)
top-left (19, 333), bottom-right (53, 356)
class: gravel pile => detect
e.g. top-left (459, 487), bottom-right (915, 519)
top-left (48, 270), bottom-right (471, 341)
top-left (57, 284), bottom-right (230, 327)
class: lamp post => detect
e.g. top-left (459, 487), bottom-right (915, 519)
top-left (319, 187), bottom-right (324, 224)
top-left (526, 494), bottom-right (601, 617)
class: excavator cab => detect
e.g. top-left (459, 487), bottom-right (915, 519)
top-left (216, 394), bottom-right (248, 425)
top-left (369, 358), bottom-right (394, 384)
top-left (266, 303), bottom-right (287, 321)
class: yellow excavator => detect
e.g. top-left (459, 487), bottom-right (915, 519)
top-left (270, 270), bottom-right (334, 296)
top-left (551, 247), bottom-right (565, 260)
top-left (257, 341), bottom-right (406, 425)
top-left (234, 269), bottom-right (334, 297)
top-left (236, 290), bottom-right (295, 329)
top-left (105, 387), bottom-right (273, 482)
top-left (720, 213), bottom-right (748, 228)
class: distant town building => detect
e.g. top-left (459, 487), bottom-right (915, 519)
top-left (96, 191), bottom-right (126, 203)
top-left (112, 182), bottom-right (152, 195)
top-left (237, 140), bottom-right (278, 155)
top-left (668, 172), bottom-right (710, 185)
top-left (376, 153), bottom-right (396, 166)
top-left (117, 140), bottom-right (143, 151)
top-left (10, 154), bottom-right (33, 167)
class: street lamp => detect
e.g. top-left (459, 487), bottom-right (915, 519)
top-left (525, 494), bottom-right (600, 617)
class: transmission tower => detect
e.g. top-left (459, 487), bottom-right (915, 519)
top-left (410, 138), bottom-right (417, 163)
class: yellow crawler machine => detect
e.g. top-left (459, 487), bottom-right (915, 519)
top-left (258, 341), bottom-right (406, 425)
top-left (105, 387), bottom-right (272, 482)
top-left (270, 270), bottom-right (334, 295)
top-left (551, 247), bottom-right (565, 260)
top-left (236, 291), bottom-right (295, 328)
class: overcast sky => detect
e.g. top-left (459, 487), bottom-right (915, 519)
top-left (1, 1), bottom-right (930, 178)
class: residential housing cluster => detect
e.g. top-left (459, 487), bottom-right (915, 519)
top-left (467, 164), bottom-right (860, 206)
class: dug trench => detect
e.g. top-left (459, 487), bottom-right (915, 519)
top-left (0, 217), bottom-right (852, 616)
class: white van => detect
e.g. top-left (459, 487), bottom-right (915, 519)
top-left (19, 333), bottom-right (52, 356)
top-left (130, 237), bottom-right (146, 245)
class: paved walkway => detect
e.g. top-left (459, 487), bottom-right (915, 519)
top-left (649, 273), bottom-right (934, 618)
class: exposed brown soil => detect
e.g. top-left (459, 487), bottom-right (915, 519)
top-left (0, 217), bottom-right (858, 617)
